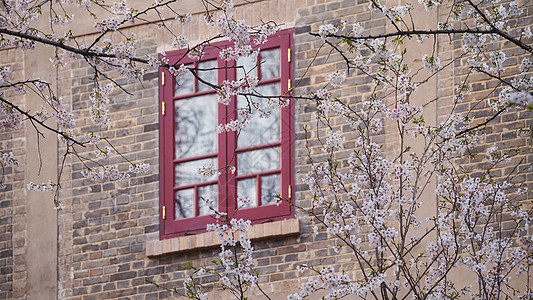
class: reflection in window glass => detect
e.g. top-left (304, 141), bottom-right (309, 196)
top-left (261, 174), bottom-right (280, 206)
top-left (199, 185), bottom-right (217, 216)
top-left (236, 54), bottom-right (257, 80)
top-left (197, 60), bottom-right (218, 92)
top-left (175, 158), bottom-right (217, 186)
top-left (174, 64), bottom-right (193, 96)
top-left (175, 188), bottom-right (194, 219)
top-left (260, 49), bottom-right (280, 79)
top-left (237, 178), bottom-right (257, 208)
top-left (237, 148), bottom-right (280, 175)
top-left (237, 83), bottom-right (280, 148)
top-left (174, 95), bottom-right (217, 159)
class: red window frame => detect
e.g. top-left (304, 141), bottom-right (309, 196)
top-left (160, 30), bottom-right (294, 239)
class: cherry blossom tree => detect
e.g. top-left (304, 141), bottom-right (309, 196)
top-left (0, 0), bottom-right (532, 299)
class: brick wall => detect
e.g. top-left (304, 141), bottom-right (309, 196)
top-left (0, 47), bottom-right (30, 300)
top-left (0, 0), bottom-right (530, 299)
top-left (56, 29), bottom-right (161, 299)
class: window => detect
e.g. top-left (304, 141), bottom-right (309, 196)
top-left (160, 30), bottom-right (294, 238)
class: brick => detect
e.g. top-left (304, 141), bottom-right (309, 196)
top-left (109, 271), bottom-right (136, 281)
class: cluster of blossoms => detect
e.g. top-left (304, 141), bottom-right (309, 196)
top-left (327, 71), bottom-right (347, 87)
top-left (55, 109), bottom-right (76, 130)
top-left (220, 45), bottom-right (257, 61)
top-left (49, 14), bottom-right (73, 26)
top-left (219, 0), bottom-right (234, 11)
top-left (111, 38), bottom-right (136, 59)
top-left (146, 54), bottom-right (169, 68)
top-left (81, 165), bottom-right (128, 182)
top-left (172, 35), bottom-right (188, 49)
top-left (128, 163), bottom-right (149, 174)
top-left (1, 152), bottom-right (18, 168)
top-left (422, 54), bottom-right (441, 72)
top-left (352, 23), bottom-right (364, 37)
top-left (318, 21), bottom-right (346, 39)
top-left (288, 266), bottom-right (385, 300)
top-left (454, 83), bottom-right (472, 103)
top-left (485, 145), bottom-right (499, 163)
top-left (206, 218), bottom-right (257, 295)
top-left (84, 132), bottom-right (101, 144)
top-left (216, 118), bottom-right (249, 133)
top-left (489, 87), bottom-right (533, 111)
top-left (167, 64), bottom-right (188, 78)
top-left (253, 23), bottom-right (279, 44)
top-left (33, 106), bottom-right (51, 122)
top-left (95, 146), bottom-right (113, 159)
top-left (212, 10), bottom-right (278, 60)
top-left (323, 130), bottom-right (345, 151)
top-left (27, 180), bottom-right (57, 193)
top-left (419, 0), bottom-right (442, 11)
top-left (175, 13), bottom-right (192, 24)
top-left (93, 16), bottom-right (120, 32)
top-left (198, 163), bottom-right (221, 178)
top-left (89, 84), bottom-right (114, 128)
top-left (0, 103), bottom-right (22, 130)
top-left (217, 75), bottom-right (259, 105)
top-left (266, 97), bottom-right (290, 109)
top-left (0, 66), bottom-right (11, 85)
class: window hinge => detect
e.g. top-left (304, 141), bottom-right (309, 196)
top-left (288, 185), bottom-right (292, 199)
top-left (161, 71), bottom-right (165, 86)
top-left (287, 48), bottom-right (291, 63)
top-left (162, 206), bottom-right (166, 220)
top-left (161, 101), bottom-right (166, 116)
top-left (288, 79), bottom-right (291, 90)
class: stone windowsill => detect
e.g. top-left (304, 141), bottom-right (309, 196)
top-left (146, 218), bottom-right (300, 257)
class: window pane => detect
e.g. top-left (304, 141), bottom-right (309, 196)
top-left (260, 49), bottom-right (280, 79)
top-left (261, 174), bottom-right (280, 206)
top-left (174, 64), bottom-right (193, 96)
top-left (236, 54), bottom-right (257, 80)
top-left (197, 60), bottom-right (218, 92)
top-left (175, 158), bottom-right (217, 186)
top-left (237, 83), bottom-right (280, 148)
top-left (175, 188), bottom-right (194, 219)
top-left (237, 178), bottom-right (257, 209)
top-left (174, 94), bottom-right (217, 159)
top-left (237, 148), bottom-right (280, 175)
top-left (198, 184), bottom-right (217, 216)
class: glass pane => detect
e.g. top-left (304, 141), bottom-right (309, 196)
top-left (198, 185), bottom-right (217, 216)
top-left (236, 54), bottom-right (257, 80)
top-left (175, 158), bottom-right (217, 186)
top-left (260, 49), bottom-right (280, 79)
top-left (261, 174), bottom-right (280, 206)
top-left (237, 178), bottom-right (257, 209)
top-left (237, 83), bottom-right (280, 148)
top-left (174, 94), bottom-right (217, 159)
top-left (174, 64), bottom-right (194, 96)
top-left (198, 60), bottom-right (218, 92)
top-left (175, 188), bottom-right (194, 219)
top-left (237, 148), bottom-right (280, 175)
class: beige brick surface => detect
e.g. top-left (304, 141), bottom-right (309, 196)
top-left (0, 0), bottom-right (531, 299)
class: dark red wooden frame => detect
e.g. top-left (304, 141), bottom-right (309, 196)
top-left (160, 30), bottom-right (294, 239)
